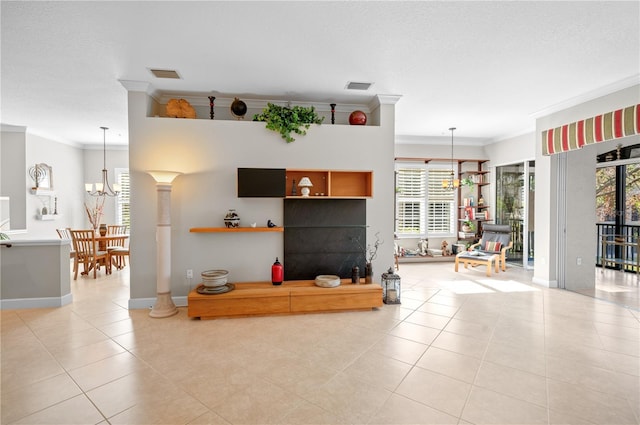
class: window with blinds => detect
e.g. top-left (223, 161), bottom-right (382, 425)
top-left (395, 165), bottom-right (455, 237)
top-left (115, 168), bottom-right (130, 229)
top-left (396, 167), bottom-right (426, 235)
top-left (427, 169), bottom-right (455, 234)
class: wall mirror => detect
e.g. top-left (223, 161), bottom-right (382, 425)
top-left (29, 163), bottom-right (53, 190)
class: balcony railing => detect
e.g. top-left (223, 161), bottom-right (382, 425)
top-left (596, 223), bottom-right (640, 272)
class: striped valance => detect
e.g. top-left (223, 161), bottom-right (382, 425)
top-left (542, 104), bottom-right (640, 155)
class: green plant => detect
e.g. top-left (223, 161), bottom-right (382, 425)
top-left (253, 103), bottom-right (324, 143)
top-left (463, 220), bottom-right (476, 231)
top-left (461, 177), bottom-right (475, 187)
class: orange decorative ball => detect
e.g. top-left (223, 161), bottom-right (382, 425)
top-left (349, 110), bottom-right (367, 125)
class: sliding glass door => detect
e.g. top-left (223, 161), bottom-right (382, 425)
top-left (495, 161), bottom-right (535, 268)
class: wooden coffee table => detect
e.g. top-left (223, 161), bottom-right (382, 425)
top-left (455, 252), bottom-right (499, 277)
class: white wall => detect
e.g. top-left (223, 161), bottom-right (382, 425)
top-left (395, 142), bottom-right (487, 161)
top-left (484, 132), bottom-right (536, 167)
top-left (0, 128), bottom-right (27, 231)
top-left (25, 133), bottom-right (85, 237)
top-left (535, 84), bottom-right (640, 289)
top-left (1, 130), bottom-right (129, 239)
top-left (127, 90), bottom-right (397, 305)
top-left (83, 146), bottom-right (129, 227)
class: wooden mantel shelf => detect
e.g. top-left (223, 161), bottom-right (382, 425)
top-left (189, 227), bottom-right (283, 233)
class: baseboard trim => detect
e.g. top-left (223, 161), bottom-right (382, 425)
top-left (532, 277), bottom-right (558, 288)
top-left (1, 293), bottom-right (73, 310)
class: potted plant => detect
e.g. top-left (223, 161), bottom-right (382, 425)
top-left (253, 103), bottom-right (324, 143)
top-left (461, 176), bottom-right (475, 187)
top-left (462, 220), bottom-right (476, 233)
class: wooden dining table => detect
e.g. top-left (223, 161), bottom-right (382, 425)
top-left (95, 233), bottom-right (129, 252)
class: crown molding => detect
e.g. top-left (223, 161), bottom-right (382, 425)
top-left (119, 80), bottom-right (152, 93)
top-left (376, 94), bottom-right (403, 105)
top-left (530, 74), bottom-right (640, 119)
top-left (395, 134), bottom-right (490, 146)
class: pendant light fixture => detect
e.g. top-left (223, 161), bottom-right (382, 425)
top-left (442, 127), bottom-right (460, 190)
top-left (85, 127), bottom-right (121, 197)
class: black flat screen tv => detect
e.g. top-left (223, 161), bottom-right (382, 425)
top-left (237, 168), bottom-right (286, 197)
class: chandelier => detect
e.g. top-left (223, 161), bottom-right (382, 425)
top-left (442, 127), bottom-right (460, 190)
top-left (85, 127), bottom-right (121, 197)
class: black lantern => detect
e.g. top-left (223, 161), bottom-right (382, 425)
top-left (381, 267), bottom-right (401, 304)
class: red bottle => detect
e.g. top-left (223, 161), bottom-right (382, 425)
top-left (271, 257), bottom-right (283, 286)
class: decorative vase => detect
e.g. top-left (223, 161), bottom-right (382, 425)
top-left (99, 224), bottom-right (107, 236)
top-left (271, 257), bottom-right (283, 286)
top-left (462, 224), bottom-right (472, 233)
top-left (349, 110), bottom-right (367, 125)
top-left (230, 97), bottom-right (247, 119)
top-left (365, 262), bottom-right (373, 283)
top-left (224, 209), bottom-right (240, 228)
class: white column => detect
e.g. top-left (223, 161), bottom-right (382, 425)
top-left (147, 171), bottom-right (182, 318)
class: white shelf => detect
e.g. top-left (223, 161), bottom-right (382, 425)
top-left (36, 214), bottom-right (60, 221)
top-left (30, 188), bottom-right (56, 196)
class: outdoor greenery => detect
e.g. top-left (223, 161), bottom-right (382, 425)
top-left (253, 103), bottom-right (324, 143)
top-left (596, 163), bottom-right (640, 223)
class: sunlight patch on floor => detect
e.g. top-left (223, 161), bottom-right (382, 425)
top-left (438, 280), bottom-right (495, 294)
top-left (476, 279), bottom-right (540, 293)
top-left (596, 287), bottom-right (635, 293)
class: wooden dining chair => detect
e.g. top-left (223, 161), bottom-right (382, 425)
top-left (109, 241), bottom-right (130, 270)
top-left (107, 225), bottom-right (127, 235)
top-left (70, 229), bottom-right (110, 279)
top-left (56, 227), bottom-right (76, 260)
top-left (106, 225), bottom-right (128, 269)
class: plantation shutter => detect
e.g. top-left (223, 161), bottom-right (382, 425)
top-left (396, 167), bottom-right (426, 235)
top-left (116, 169), bottom-right (130, 228)
top-left (427, 169), bottom-right (455, 234)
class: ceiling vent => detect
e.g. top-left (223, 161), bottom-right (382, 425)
top-left (149, 69), bottom-right (181, 79)
top-left (346, 81), bottom-right (373, 91)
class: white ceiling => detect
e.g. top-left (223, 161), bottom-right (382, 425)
top-left (1, 1), bottom-right (639, 147)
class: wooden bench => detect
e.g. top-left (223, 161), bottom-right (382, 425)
top-left (187, 279), bottom-right (383, 319)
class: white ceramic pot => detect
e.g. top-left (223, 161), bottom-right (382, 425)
top-left (201, 269), bottom-right (229, 287)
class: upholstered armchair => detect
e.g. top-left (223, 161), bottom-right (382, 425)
top-left (467, 224), bottom-right (513, 271)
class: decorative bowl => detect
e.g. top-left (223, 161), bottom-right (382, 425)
top-left (201, 269), bottom-right (229, 287)
top-left (314, 275), bottom-right (341, 288)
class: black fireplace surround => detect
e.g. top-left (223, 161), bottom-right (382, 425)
top-left (283, 199), bottom-right (366, 280)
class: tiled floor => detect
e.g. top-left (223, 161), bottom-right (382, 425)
top-left (576, 267), bottom-right (640, 310)
top-left (1, 263), bottom-right (639, 424)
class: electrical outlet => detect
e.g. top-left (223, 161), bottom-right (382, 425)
top-left (576, 257), bottom-right (582, 265)
top-left (186, 269), bottom-right (193, 279)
